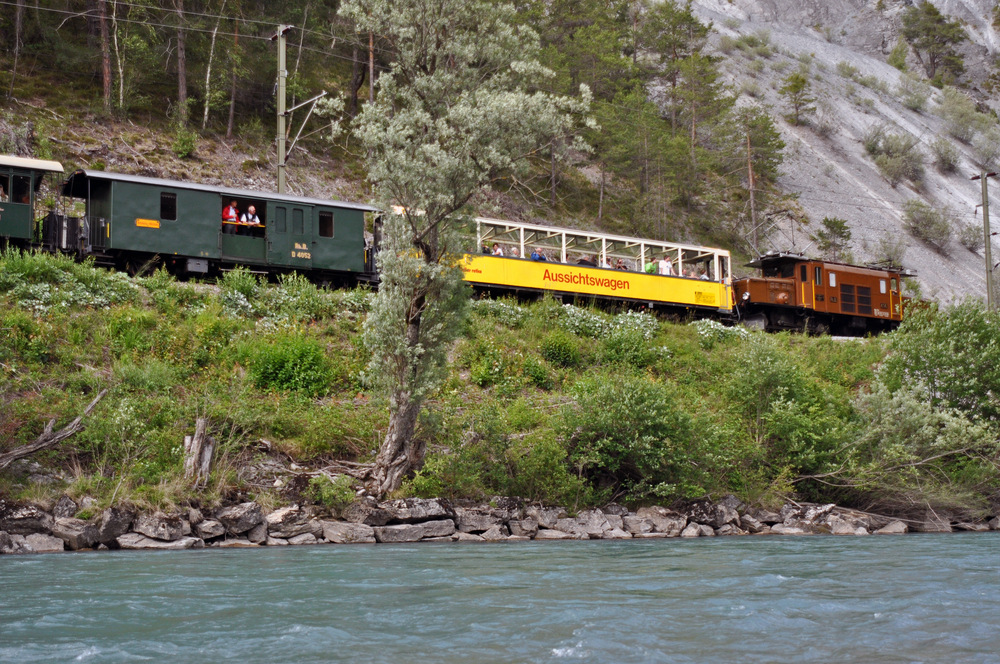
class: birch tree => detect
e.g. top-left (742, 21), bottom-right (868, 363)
top-left (340, 0), bottom-right (590, 496)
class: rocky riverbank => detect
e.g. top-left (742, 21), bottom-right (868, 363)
top-left (2, 495), bottom-right (998, 555)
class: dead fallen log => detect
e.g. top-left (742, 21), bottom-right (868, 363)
top-left (0, 389), bottom-right (107, 471)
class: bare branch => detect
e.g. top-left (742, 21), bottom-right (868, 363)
top-left (0, 390), bottom-right (107, 471)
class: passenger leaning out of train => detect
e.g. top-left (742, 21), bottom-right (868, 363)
top-left (530, 248), bottom-right (547, 261)
top-left (240, 205), bottom-right (261, 236)
top-left (492, 242), bottom-right (504, 257)
top-left (658, 255), bottom-right (673, 276)
top-left (222, 200), bottom-right (240, 234)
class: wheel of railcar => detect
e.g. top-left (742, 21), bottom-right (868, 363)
top-left (742, 312), bottom-right (768, 331)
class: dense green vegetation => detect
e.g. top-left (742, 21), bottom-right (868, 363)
top-left (1, 250), bottom-right (997, 517)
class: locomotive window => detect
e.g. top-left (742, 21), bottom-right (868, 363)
top-left (814, 267), bottom-right (822, 286)
top-left (800, 265), bottom-right (806, 281)
top-left (275, 207), bottom-right (287, 232)
top-left (828, 272), bottom-right (837, 288)
top-left (293, 208), bottom-right (304, 235)
top-left (0, 174), bottom-right (8, 201)
top-left (318, 211), bottom-right (334, 238)
top-left (160, 192), bottom-right (177, 220)
top-left (880, 279), bottom-right (887, 294)
top-left (891, 278), bottom-right (898, 292)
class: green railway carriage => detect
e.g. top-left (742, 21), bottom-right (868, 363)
top-left (0, 155), bottom-right (64, 244)
top-left (60, 170), bottom-right (375, 281)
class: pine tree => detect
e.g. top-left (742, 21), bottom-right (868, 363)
top-left (901, 1), bottom-right (967, 81)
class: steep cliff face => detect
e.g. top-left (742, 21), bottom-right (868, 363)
top-left (691, 0), bottom-right (999, 303)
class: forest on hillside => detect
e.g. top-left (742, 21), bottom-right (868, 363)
top-left (2, 0), bottom-right (790, 258)
top-left (3, 2), bottom-right (996, 264)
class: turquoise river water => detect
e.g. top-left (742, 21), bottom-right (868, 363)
top-left (1, 533), bottom-right (998, 663)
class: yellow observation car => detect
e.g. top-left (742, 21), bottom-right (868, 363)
top-left (462, 218), bottom-right (733, 316)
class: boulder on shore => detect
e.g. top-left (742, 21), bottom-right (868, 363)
top-left (215, 503), bottom-right (264, 535)
top-left (373, 519), bottom-right (456, 543)
top-left (0, 505), bottom-right (54, 535)
top-left (116, 533), bottom-right (204, 550)
top-left (52, 517), bottom-right (99, 550)
top-left (322, 520), bottom-right (376, 544)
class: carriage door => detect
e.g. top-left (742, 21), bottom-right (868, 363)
top-left (267, 204), bottom-right (313, 269)
top-left (798, 264), bottom-right (813, 308)
top-left (0, 170), bottom-right (34, 240)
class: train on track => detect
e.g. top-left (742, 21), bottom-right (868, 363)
top-left (0, 154), bottom-right (910, 335)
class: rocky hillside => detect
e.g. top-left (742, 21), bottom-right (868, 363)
top-left (694, 0), bottom-right (999, 302)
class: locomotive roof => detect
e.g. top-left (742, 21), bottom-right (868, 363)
top-left (0, 155), bottom-right (64, 173)
top-left (746, 251), bottom-right (911, 275)
top-left (61, 169), bottom-right (376, 212)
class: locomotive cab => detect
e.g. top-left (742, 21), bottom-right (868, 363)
top-left (733, 251), bottom-right (908, 335)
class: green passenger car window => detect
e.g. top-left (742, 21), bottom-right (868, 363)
top-left (293, 208), bottom-right (304, 235)
top-left (0, 174), bottom-right (9, 201)
top-left (275, 207), bottom-right (287, 232)
top-left (12, 175), bottom-right (30, 204)
top-left (318, 211), bottom-right (334, 238)
top-left (160, 192), bottom-right (177, 220)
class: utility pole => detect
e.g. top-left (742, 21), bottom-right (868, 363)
top-left (971, 171), bottom-right (997, 310)
top-left (272, 25), bottom-right (292, 193)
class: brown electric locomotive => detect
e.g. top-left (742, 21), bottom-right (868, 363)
top-left (732, 252), bottom-right (910, 335)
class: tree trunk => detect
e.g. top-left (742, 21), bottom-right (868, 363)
top-left (370, 288), bottom-right (430, 497)
top-left (348, 44), bottom-right (365, 117)
top-left (174, 0), bottom-right (188, 124)
top-left (8, 0), bottom-right (24, 97)
top-left (226, 22), bottom-right (238, 139)
top-left (598, 165), bottom-right (605, 222)
top-left (370, 394), bottom-right (424, 496)
top-left (202, 0), bottom-right (225, 130)
top-left (550, 142), bottom-right (557, 208)
top-left (99, 0), bottom-right (111, 113)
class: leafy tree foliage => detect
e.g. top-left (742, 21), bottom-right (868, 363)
top-left (879, 300), bottom-right (1000, 423)
top-left (343, 0), bottom-right (589, 495)
top-left (901, 1), bottom-right (967, 82)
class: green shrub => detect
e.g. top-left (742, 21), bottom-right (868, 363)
top-left (903, 199), bottom-right (952, 253)
top-left (888, 38), bottom-right (908, 71)
top-left (307, 474), bottom-right (356, 514)
top-left (937, 87), bottom-right (989, 144)
top-left (171, 126), bottom-right (198, 159)
top-left (972, 125), bottom-right (1000, 170)
top-left (896, 73), bottom-right (929, 111)
top-left (522, 355), bottom-right (553, 390)
top-left (561, 373), bottom-right (694, 500)
top-left (541, 330), bottom-right (581, 367)
top-left (959, 223), bottom-right (984, 252)
top-left (247, 334), bottom-right (335, 396)
top-left (471, 298), bottom-right (526, 327)
top-left (863, 125), bottom-right (924, 186)
top-left (930, 136), bottom-right (960, 172)
top-left (690, 318), bottom-right (750, 349)
top-left (600, 329), bottom-right (656, 369)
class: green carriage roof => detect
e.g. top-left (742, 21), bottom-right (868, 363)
top-left (62, 169), bottom-right (376, 212)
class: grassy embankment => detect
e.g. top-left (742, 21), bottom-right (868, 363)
top-left (1, 249), bottom-right (997, 519)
